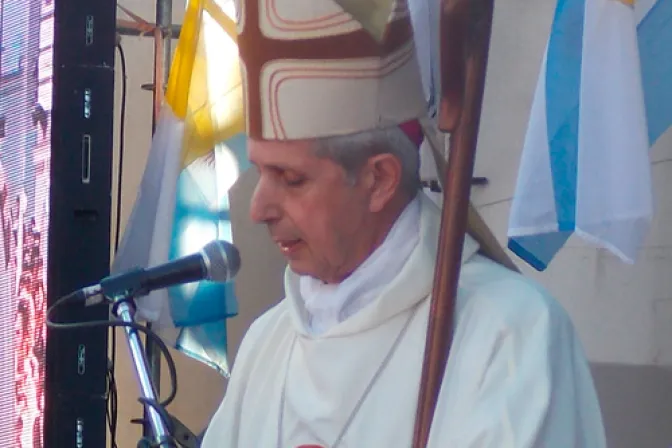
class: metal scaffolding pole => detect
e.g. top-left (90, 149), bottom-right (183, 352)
top-left (117, 23), bottom-right (182, 38)
top-left (144, 0), bottom-right (173, 441)
top-left (151, 0), bottom-right (172, 126)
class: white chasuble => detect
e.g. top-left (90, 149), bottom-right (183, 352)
top-left (202, 193), bottom-right (606, 448)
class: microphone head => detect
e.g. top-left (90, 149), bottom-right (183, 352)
top-left (201, 240), bottom-right (241, 282)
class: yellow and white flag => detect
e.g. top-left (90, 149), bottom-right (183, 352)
top-left (112, 0), bottom-right (247, 375)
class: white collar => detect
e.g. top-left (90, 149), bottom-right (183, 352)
top-left (285, 192), bottom-right (481, 338)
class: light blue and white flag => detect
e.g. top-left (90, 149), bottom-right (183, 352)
top-left (508, 0), bottom-right (671, 271)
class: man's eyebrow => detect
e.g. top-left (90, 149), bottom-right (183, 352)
top-left (251, 160), bottom-right (302, 172)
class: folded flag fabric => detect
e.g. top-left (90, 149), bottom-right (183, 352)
top-left (508, 0), bottom-right (671, 271)
top-left (112, 0), bottom-right (248, 376)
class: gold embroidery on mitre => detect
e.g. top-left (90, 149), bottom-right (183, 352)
top-left (615, 0), bottom-right (635, 6)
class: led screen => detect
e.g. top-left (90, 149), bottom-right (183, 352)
top-left (0, 0), bottom-right (53, 446)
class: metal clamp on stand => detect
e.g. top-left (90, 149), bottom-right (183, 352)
top-left (109, 290), bottom-right (178, 448)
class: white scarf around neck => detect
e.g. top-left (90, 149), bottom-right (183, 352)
top-left (299, 195), bottom-right (422, 335)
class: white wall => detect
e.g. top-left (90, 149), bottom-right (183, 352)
top-left (474, 0), bottom-right (672, 369)
top-left (474, 1), bottom-right (672, 446)
top-left (112, 0), bottom-right (672, 446)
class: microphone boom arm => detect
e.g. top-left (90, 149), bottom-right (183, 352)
top-left (110, 289), bottom-right (179, 448)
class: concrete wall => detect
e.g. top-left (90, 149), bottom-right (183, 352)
top-left (111, 0), bottom-right (672, 447)
top-left (592, 364), bottom-right (672, 448)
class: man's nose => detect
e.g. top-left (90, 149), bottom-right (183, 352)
top-left (249, 177), bottom-right (281, 224)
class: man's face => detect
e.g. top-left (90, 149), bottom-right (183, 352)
top-left (248, 138), bottom-right (378, 284)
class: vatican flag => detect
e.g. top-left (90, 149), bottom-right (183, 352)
top-left (112, 0), bottom-right (247, 375)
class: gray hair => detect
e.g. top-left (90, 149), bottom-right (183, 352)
top-left (312, 126), bottom-right (421, 197)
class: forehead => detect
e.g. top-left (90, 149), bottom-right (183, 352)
top-left (248, 138), bottom-right (319, 169)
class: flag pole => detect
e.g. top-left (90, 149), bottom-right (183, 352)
top-left (412, 0), bottom-right (495, 445)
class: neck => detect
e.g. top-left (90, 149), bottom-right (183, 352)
top-left (299, 194), bottom-right (422, 334)
top-left (369, 193), bottom-right (415, 255)
top-left (326, 192), bottom-right (415, 284)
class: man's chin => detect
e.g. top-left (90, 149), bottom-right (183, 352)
top-left (287, 260), bottom-right (322, 280)
top-left (287, 261), bottom-right (344, 284)
top-left (287, 260), bottom-right (311, 276)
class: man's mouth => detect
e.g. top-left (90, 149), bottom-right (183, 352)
top-left (275, 239), bottom-right (303, 254)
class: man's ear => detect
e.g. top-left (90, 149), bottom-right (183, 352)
top-left (363, 153), bottom-right (402, 213)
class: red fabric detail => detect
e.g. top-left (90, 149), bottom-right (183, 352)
top-left (398, 119), bottom-right (424, 148)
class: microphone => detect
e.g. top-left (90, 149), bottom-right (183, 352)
top-left (78, 240), bottom-right (241, 306)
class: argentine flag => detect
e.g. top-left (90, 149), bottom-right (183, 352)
top-left (508, 0), bottom-right (672, 271)
top-left (112, 0), bottom-right (247, 375)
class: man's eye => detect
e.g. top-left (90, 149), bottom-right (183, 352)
top-left (280, 170), bottom-right (306, 187)
top-left (284, 176), bottom-right (305, 187)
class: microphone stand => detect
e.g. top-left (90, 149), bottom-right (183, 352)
top-left (110, 290), bottom-right (178, 448)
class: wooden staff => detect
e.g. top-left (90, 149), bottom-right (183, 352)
top-left (412, 0), bottom-right (495, 446)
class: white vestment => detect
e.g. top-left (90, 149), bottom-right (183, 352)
top-left (202, 193), bottom-right (606, 448)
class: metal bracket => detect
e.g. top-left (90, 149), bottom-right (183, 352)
top-left (421, 176), bottom-right (489, 192)
top-left (170, 413), bottom-right (200, 448)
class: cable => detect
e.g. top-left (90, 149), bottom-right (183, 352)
top-left (46, 292), bottom-right (179, 434)
top-left (107, 360), bottom-right (119, 447)
top-left (106, 39), bottom-right (129, 448)
top-left (115, 42), bottom-right (127, 254)
top-left (45, 294), bottom-right (179, 407)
